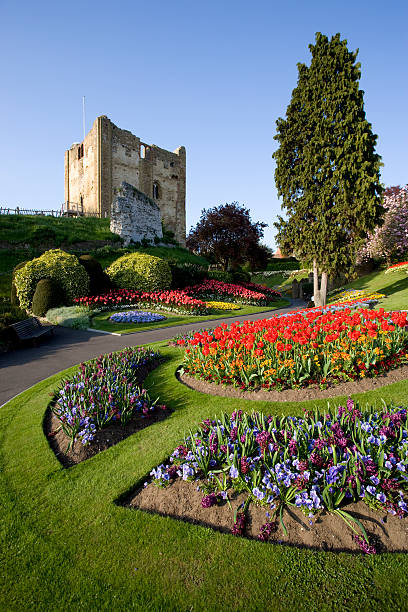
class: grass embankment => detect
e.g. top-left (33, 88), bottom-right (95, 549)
top-left (90, 300), bottom-right (290, 334)
top-left (254, 267), bottom-right (408, 311)
top-left (1, 344), bottom-right (408, 609)
top-left (327, 268), bottom-right (408, 311)
top-left (0, 214), bottom-right (121, 246)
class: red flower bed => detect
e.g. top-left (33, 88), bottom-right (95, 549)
top-left (74, 289), bottom-right (209, 315)
top-left (181, 307), bottom-right (408, 390)
top-left (185, 279), bottom-right (277, 306)
top-left (239, 281), bottom-right (282, 299)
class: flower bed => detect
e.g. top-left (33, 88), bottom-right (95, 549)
top-left (330, 289), bottom-right (385, 304)
top-left (74, 288), bottom-right (210, 315)
top-left (204, 301), bottom-right (240, 311)
top-left (148, 401), bottom-right (408, 553)
top-left (386, 262), bottom-right (408, 274)
top-left (180, 307), bottom-right (408, 390)
top-left (52, 347), bottom-right (166, 449)
top-left (109, 311), bottom-right (166, 324)
top-left (185, 279), bottom-right (279, 306)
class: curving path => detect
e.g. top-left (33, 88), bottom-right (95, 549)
top-left (0, 300), bottom-right (305, 406)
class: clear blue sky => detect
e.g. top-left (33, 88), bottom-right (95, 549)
top-left (1, 0), bottom-right (407, 248)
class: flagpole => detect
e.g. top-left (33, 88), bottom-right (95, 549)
top-left (82, 96), bottom-right (86, 141)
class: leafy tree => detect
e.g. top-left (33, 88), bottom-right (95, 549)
top-left (187, 203), bottom-right (266, 271)
top-left (358, 185), bottom-right (408, 264)
top-left (273, 32), bottom-right (384, 306)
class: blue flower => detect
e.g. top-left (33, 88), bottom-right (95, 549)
top-left (230, 466), bottom-right (239, 479)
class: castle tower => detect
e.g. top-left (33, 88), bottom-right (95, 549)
top-left (64, 116), bottom-right (186, 246)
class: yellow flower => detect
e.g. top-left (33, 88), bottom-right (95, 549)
top-left (205, 301), bottom-right (240, 311)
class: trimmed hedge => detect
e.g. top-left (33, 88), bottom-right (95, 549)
top-left (170, 263), bottom-right (206, 289)
top-left (106, 252), bottom-right (172, 292)
top-left (32, 278), bottom-right (65, 317)
top-left (14, 249), bottom-right (90, 311)
top-left (78, 254), bottom-right (111, 295)
top-left (10, 260), bottom-right (29, 306)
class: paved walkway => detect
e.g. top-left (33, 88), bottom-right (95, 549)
top-left (0, 300), bottom-right (305, 406)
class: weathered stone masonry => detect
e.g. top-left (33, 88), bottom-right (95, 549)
top-left (64, 116), bottom-right (186, 245)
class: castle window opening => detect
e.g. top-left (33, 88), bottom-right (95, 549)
top-left (78, 144), bottom-right (84, 159)
top-left (140, 144), bottom-right (146, 159)
top-left (153, 182), bottom-right (160, 199)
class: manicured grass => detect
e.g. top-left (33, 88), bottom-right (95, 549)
top-left (251, 273), bottom-right (287, 289)
top-left (328, 268), bottom-right (408, 311)
top-left (1, 343), bottom-right (408, 609)
top-left (90, 300), bottom-right (290, 334)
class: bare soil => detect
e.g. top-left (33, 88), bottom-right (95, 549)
top-left (44, 360), bottom-right (170, 467)
top-left (128, 478), bottom-right (408, 553)
top-left (179, 364), bottom-right (408, 402)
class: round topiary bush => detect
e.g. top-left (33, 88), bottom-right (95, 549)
top-left (78, 254), bottom-right (111, 295)
top-left (14, 249), bottom-right (90, 311)
top-left (10, 260), bottom-right (29, 306)
top-left (32, 278), bottom-right (65, 317)
top-left (106, 252), bottom-right (172, 292)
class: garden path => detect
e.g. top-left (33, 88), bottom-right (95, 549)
top-left (0, 300), bottom-right (305, 406)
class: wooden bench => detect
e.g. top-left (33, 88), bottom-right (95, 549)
top-left (11, 317), bottom-right (54, 345)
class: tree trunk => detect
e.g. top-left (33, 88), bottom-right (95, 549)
top-left (320, 272), bottom-right (328, 306)
top-left (313, 260), bottom-right (321, 305)
top-left (313, 260), bottom-right (328, 307)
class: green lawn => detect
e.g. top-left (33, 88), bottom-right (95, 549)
top-left (1, 343), bottom-right (408, 609)
top-left (328, 268), bottom-right (408, 311)
top-left (90, 300), bottom-right (290, 334)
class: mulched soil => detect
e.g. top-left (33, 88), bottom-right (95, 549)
top-left (179, 364), bottom-right (408, 402)
top-left (128, 478), bottom-right (408, 554)
top-left (44, 360), bottom-right (171, 468)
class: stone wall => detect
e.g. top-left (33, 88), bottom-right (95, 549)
top-left (110, 182), bottom-right (163, 246)
top-left (64, 116), bottom-right (186, 244)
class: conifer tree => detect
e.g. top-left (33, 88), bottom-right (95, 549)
top-left (273, 32), bottom-right (384, 306)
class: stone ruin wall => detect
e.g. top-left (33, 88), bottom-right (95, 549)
top-left (64, 116), bottom-right (186, 245)
top-left (110, 182), bottom-right (163, 246)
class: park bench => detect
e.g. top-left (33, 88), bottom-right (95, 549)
top-left (11, 317), bottom-right (54, 345)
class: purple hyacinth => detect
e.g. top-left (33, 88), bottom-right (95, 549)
top-left (201, 492), bottom-right (218, 508)
top-left (232, 512), bottom-right (246, 536)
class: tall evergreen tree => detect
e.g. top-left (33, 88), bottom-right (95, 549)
top-left (273, 32), bottom-right (384, 306)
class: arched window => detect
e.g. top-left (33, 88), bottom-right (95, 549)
top-left (153, 181), bottom-right (160, 199)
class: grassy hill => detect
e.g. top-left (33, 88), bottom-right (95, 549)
top-left (327, 267), bottom-right (408, 311)
top-left (252, 267), bottom-right (408, 311)
top-left (0, 214), bottom-right (122, 246)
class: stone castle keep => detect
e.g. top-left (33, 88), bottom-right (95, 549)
top-left (64, 116), bottom-right (186, 245)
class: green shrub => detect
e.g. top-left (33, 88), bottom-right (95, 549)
top-left (170, 263), bottom-right (206, 289)
top-left (231, 268), bottom-right (251, 283)
top-left (14, 249), bottom-right (90, 311)
top-left (78, 254), bottom-right (111, 295)
top-left (0, 298), bottom-right (28, 328)
top-left (32, 278), bottom-right (65, 317)
top-left (106, 252), bottom-right (172, 292)
top-left (46, 306), bottom-right (91, 329)
top-left (10, 260), bottom-right (29, 306)
top-left (208, 270), bottom-right (234, 283)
